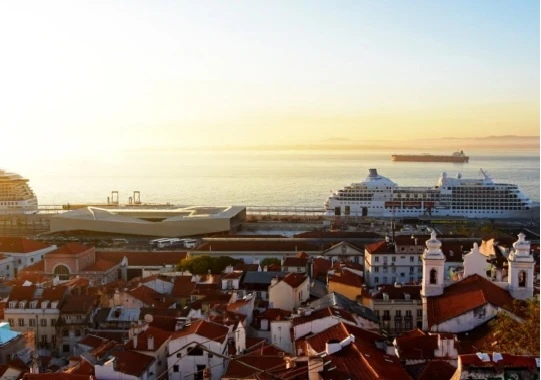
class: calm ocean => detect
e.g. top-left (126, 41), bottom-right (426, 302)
top-left (24, 149), bottom-right (540, 207)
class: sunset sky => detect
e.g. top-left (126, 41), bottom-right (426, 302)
top-left (0, 0), bottom-right (538, 159)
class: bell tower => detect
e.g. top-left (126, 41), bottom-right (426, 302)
top-left (421, 231), bottom-right (446, 330)
top-left (507, 233), bottom-right (535, 300)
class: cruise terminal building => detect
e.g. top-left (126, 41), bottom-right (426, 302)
top-left (48, 205), bottom-right (246, 237)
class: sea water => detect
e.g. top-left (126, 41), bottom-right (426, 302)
top-left (18, 149), bottom-right (541, 207)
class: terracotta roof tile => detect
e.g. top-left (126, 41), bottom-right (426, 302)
top-left (61, 295), bottom-right (97, 314)
top-left (459, 353), bottom-right (538, 369)
top-left (171, 319), bottom-right (229, 343)
top-left (194, 240), bottom-right (331, 252)
top-left (256, 308), bottom-right (291, 322)
top-left (417, 360), bottom-right (456, 380)
top-left (128, 285), bottom-right (176, 309)
top-left (0, 238), bottom-right (51, 253)
top-left (78, 334), bottom-right (110, 349)
top-left (279, 273), bottom-right (307, 288)
top-left (221, 272), bottom-right (243, 279)
top-left (125, 326), bottom-right (171, 351)
top-left (80, 259), bottom-right (118, 272)
top-left (426, 274), bottom-right (515, 328)
top-left (223, 355), bottom-right (287, 378)
top-left (111, 350), bottom-right (155, 377)
top-left (365, 240), bottom-right (394, 254)
top-left (328, 269), bottom-right (364, 288)
top-left (95, 251), bottom-right (187, 266)
top-left (394, 329), bottom-right (439, 360)
top-left (23, 374), bottom-right (92, 380)
top-left (371, 284), bottom-right (421, 300)
top-left (19, 260), bottom-right (45, 273)
top-left (282, 257), bottom-right (308, 267)
top-left (48, 243), bottom-right (91, 256)
top-left (292, 307), bottom-right (356, 327)
top-left (172, 276), bottom-right (195, 298)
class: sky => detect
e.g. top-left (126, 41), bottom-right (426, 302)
top-left (0, 0), bottom-right (539, 160)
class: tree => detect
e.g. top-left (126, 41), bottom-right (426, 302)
top-left (481, 299), bottom-right (540, 355)
top-left (177, 255), bottom-right (242, 275)
top-left (260, 258), bottom-right (281, 268)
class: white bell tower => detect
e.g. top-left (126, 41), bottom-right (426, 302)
top-left (507, 233), bottom-right (535, 300)
top-left (421, 231), bottom-right (446, 330)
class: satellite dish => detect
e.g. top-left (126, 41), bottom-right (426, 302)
top-left (144, 314), bottom-right (154, 323)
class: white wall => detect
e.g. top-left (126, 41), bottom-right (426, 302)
top-left (430, 304), bottom-right (500, 333)
top-left (271, 320), bottom-right (292, 353)
top-left (167, 334), bottom-right (226, 380)
top-left (142, 279), bottom-right (174, 295)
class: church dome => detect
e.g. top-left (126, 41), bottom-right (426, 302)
top-left (425, 231), bottom-right (442, 251)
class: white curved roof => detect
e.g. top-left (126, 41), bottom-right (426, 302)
top-left (355, 169), bottom-right (396, 188)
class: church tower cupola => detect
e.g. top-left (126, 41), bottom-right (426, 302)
top-left (508, 233), bottom-right (535, 300)
top-left (421, 231), bottom-right (446, 298)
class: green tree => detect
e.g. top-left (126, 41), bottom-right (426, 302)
top-left (177, 255), bottom-right (242, 274)
top-left (260, 258), bottom-right (281, 267)
top-left (481, 299), bottom-right (540, 355)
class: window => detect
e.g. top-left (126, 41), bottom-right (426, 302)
top-left (417, 309), bottom-right (422, 318)
top-left (63, 345), bottom-right (70, 353)
top-left (297, 267), bottom-right (303, 272)
top-left (40, 319), bottom-right (47, 327)
top-left (409, 256), bottom-right (414, 262)
top-left (395, 310), bottom-right (401, 317)
top-left (429, 269), bottom-right (437, 284)
top-left (405, 310), bottom-right (412, 317)
top-left (53, 265), bottom-right (70, 281)
top-left (374, 267), bottom-right (379, 273)
top-left (374, 277), bottom-right (379, 284)
top-left (29, 319), bottom-right (36, 327)
top-left (391, 257), bottom-right (396, 263)
top-left (375, 257), bottom-right (380, 263)
top-left (75, 329), bottom-right (81, 337)
top-left (8, 319), bottom-right (13, 327)
top-left (173, 365), bottom-right (179, 373)
top-left (30, 258), bottom-right (34, 263)
top-left (62, 329), bottom-right (69, 337)
top-left (518, 271), bottom-right (527, 287)
top-left (187, 346), bottom-right (203, 356)
top-left (382, 277), bottom-right (387, 284)
top-left (18, 319), bottom-right (24, 327)
top-left (51, 319), bottom-right (56, 326)
top-left (41, 335), bottom-right (47, 344)
top-left (409, 267), bottom-right (414, 273)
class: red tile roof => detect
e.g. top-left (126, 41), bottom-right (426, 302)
top-left (417, 360), bottom-right (456, 380)
top-left (394, 329), bottom-right (439, 360)
top-left (0, 238), bottom-right (51, 253)
top-left (328, 269), bottom-right (364, 288)
top-left (313, 258), bottom-right (332, 280)
top-left (23, 374), bottom-right (93, 380)
top-left (365, 240), bottom-right (394, 254)
top-left (257, 308), bottom-right (292, 322)
top-left (221, 271), bottom-right (243, 279)
top-left (459, 353), bottom-right (538, 369)
top-left (7, 285), bottom-right (66, 307)
top-left (426, 274), bottom-right (515, 328)
top-left (223, 355), bottom-right (287, 378)
top-left (18, 260), bottom-right (45, 273)
top-left (95, 251), bottom-right (187, 266)
top-left (171, 319), bottom-right (229, 343)
top-left (111, 350), bottom-right (155, 377)
top-left (371, 284), bottom-right (421, 300)
top-left (80, 259), bottom-right (119, 272)
top-left (48, 243), bottom-right (91, 256)
top-left (292, 307), bottom-right (356, 327)
top-left (125, 326), bottom-right (171, 351)
top-left (194, 240), bottom-right (331, 252)
top-left (172, 276), bottom-right (195, 298)
top-left (128, 285), bottom-right (176, 309)
top-left (66, 359), bottom-right (95, 377)
top-left (279, 273), bottom-right (308, 288)
top-left (61, 295), bottom-right (97, 314)
top-left (282, 257), bottom-right (308, 267)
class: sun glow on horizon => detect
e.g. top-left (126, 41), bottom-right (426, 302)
top-left (0, 0), bottom-right (538, 164)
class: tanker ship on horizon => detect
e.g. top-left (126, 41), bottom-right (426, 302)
top-left (392, 150), bottom-right (469, 163)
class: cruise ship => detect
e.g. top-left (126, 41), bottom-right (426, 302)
top-left (324, 169), bottom-right (539, 219)
top-left (0, 169), bottom-right (38, 214)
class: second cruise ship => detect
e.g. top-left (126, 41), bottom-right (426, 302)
top-left (324, 169), bottom-right (539, 219)
top-left (0, 169), bottom-right (38, 214)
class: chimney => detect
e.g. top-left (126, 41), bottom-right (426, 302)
top-left (133, 333), bottom-right (138, 349)
top-left (148, 335), bottom-right (154, 350)
top-left (263, 266), bottom-right (268, 272)
top-left (325, 340), bottom-right (341, 355)
top-left (203, 368), bottom-right (211, 380)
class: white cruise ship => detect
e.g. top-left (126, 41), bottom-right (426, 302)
top-left (325, 169), bottom-right (539, 219)
top-left (0, 169), bottom-right (38, 214)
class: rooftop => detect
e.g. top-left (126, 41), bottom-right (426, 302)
top-left (0, 237), bottom-right (51, 253)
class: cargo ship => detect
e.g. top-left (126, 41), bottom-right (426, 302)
top-left (392, 150), bottom-right (469, 163)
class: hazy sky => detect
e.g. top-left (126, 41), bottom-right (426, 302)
top-left (0, 0), bottom-right (539, 159)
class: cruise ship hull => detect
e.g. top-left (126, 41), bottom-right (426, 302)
top-left (325, 169), bottom-right (538, 220)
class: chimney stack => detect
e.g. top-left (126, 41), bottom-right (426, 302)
top-left (147, 335), bottom-right (154, 350)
